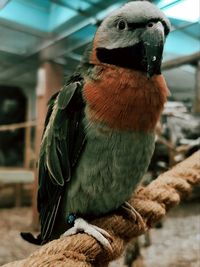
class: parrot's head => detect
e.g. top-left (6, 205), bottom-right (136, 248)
top-left (90, 1), bottom-right (170, 78)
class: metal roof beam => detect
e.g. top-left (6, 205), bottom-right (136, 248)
top-left (162, 52), bottom-right (200, 70)
top-left (171, 21), bottom-right (200, 40)
top-left (51, 0), bottom-right (93, 17)
top-left (0, 0), bottom-right (124, 59)
top-left (0, 0), bottom-right (10, 10)
top-left (0, 34), bottom-right (91, 81)
top-left (172, 21), bottom-right (199, 32)
top-left (158, 0), bottom-right (182, 9)
top-left (0, 17), bottom-right (50, 38)
top-left (66, 52), bottom-right (82, 62)
top-left (83, 0), bottom-right (115, 11)
top-left (0, 0), bottom-right (49, 32)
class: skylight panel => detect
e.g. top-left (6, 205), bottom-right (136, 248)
top-left (160, 0), bottom-right (200, 22)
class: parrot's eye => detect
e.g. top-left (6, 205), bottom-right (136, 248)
top-left (116, 19), bottom-right (127, 30)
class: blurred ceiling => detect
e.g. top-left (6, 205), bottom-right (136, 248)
top-left (0, 0), bottom-right (199, 100)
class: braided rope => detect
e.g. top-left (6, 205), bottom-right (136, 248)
top-left (1, 151), bottom-right (200, 267)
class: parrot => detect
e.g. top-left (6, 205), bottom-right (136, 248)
top-left (21, 1), bottom-right (170, 250)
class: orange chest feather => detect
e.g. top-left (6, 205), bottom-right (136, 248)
top-left (83, 67), bottom-right (169, 132)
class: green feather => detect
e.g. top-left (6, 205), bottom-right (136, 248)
top-left (57, 83), bottom-right (78, 110)
top-left (39, 82), bottom-right (79, 186)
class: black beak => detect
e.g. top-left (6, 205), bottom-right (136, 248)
top-left (142, 21), bottom-right (165, 78)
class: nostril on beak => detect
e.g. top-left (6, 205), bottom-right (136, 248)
top-left (147, 22), bottom-right (154, 28)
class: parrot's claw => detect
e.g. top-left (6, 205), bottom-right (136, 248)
top-left (62, 218), bottom-right (113, 252)
top-left (121, 201), bottom-right (145, 228)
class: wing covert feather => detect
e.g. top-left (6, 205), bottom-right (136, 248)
top-left (37, 77), bottom-right (86, 243)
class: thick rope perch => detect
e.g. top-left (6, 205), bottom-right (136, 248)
top-left (1, 151), bottom-right (200, 267)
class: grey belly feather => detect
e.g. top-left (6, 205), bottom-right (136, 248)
top-left (65, 120), bottom-right (155, 217)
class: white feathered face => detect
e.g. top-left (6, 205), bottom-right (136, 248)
top-left (93, 1), bottom-right (171, 77)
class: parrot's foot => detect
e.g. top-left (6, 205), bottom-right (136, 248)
top-left (121, 201), bottom-right (145, 228)
top-left (62, 218), bottom-right (112, 251)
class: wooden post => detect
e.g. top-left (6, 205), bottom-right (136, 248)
top-left (194, 61), bottom-right (200, 113)
top-left (24, 95), bottom-right (32, 169)
top-left (32, 61), bottom-right (63, 229)
top-left (15, 183), bottom-right (23, 207)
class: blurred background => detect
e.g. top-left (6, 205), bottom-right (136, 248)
top-left (0, 0), bottom-right (199, 266)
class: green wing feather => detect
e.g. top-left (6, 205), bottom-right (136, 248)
top-left (35, 75), bottom-right (85, 243)
top-left (39, 81), bottom-right (81, 186)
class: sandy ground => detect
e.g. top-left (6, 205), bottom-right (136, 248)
top-left (0, 201), bottom-right (199, 267)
